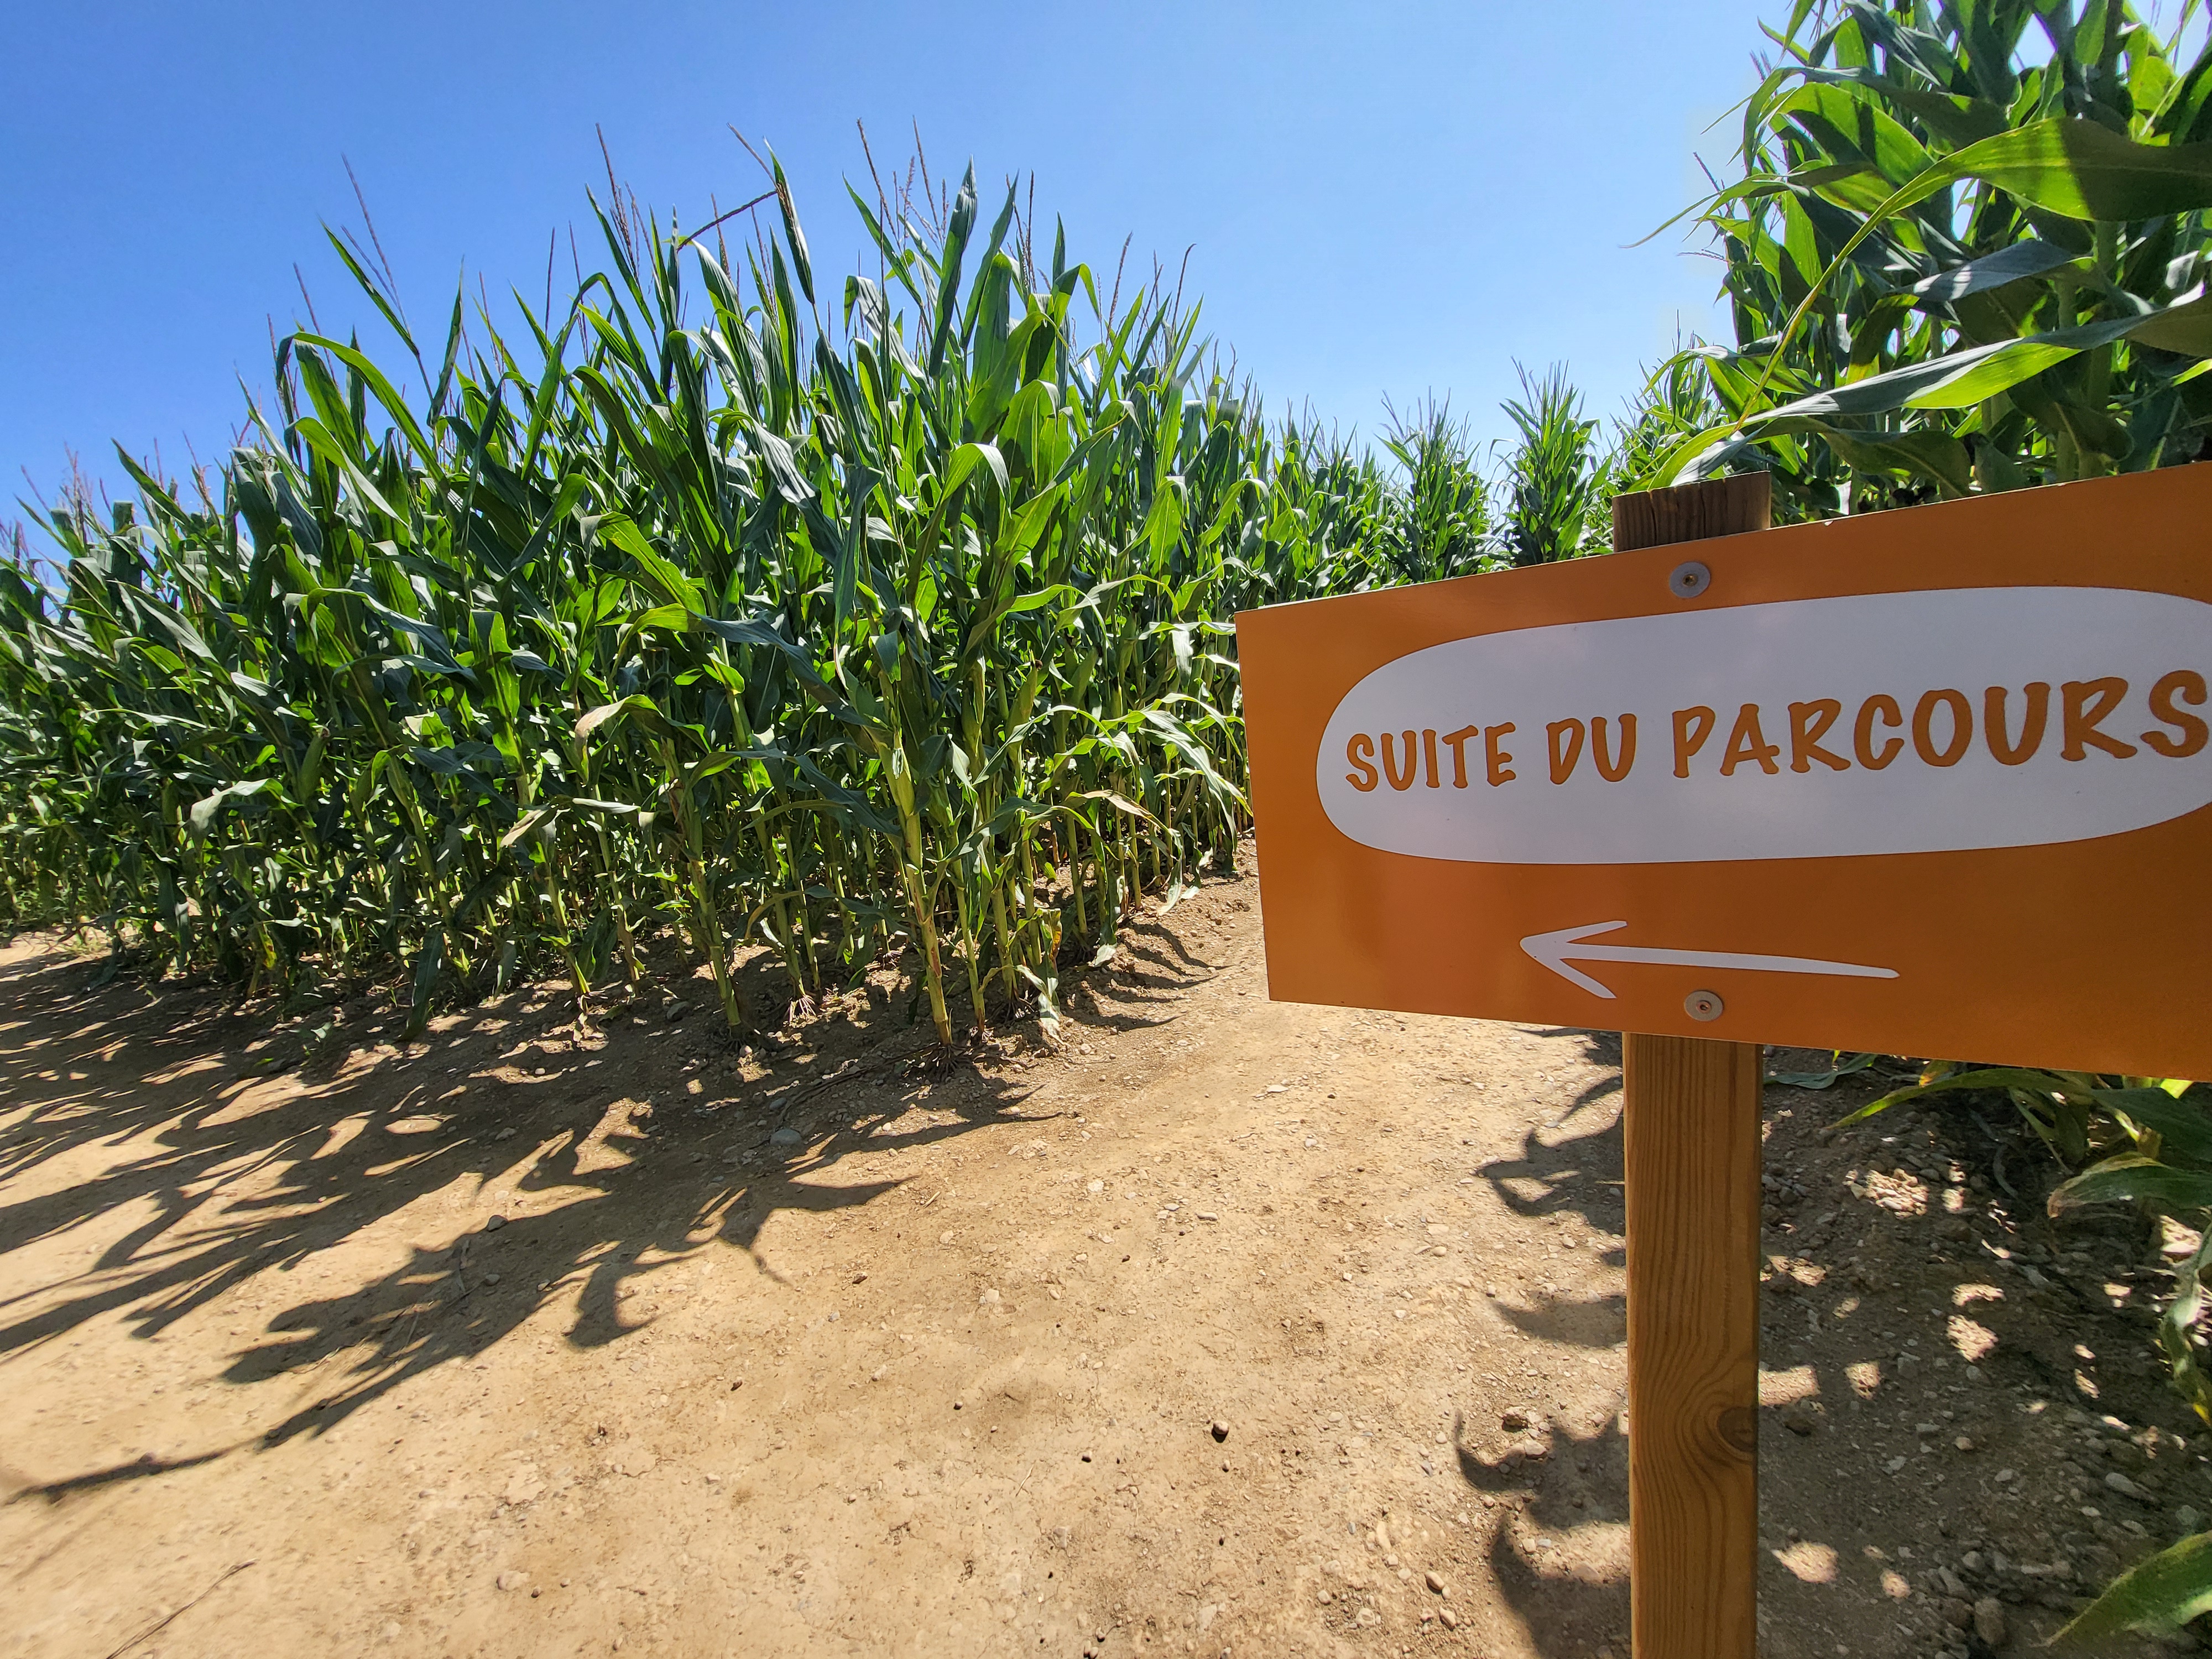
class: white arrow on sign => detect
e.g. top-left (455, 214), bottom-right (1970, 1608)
top-left (1519, 920), bottom-right (1900, 1000)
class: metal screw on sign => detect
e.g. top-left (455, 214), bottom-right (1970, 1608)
top-left (1668, 561), bottom-right (1712, 599)
top-left (1684, 990), bottom-right (1725, 1021)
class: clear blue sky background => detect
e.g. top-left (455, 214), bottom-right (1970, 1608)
top-left (3, 1), bottom-right (1779, 513)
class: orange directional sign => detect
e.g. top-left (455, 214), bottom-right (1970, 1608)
top-left (1235, 466), bottom-right (2212, 1078)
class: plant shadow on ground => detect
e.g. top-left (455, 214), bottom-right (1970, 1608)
top-left (0, 911), bottom-right (1212, 1503)
top-left (11, 920), bottom-right (2172, 1653)
top-left (1454, 1030), bottom-right (2136, 1656)
top-left (1466, 1028), bottom-right (1634, 1652)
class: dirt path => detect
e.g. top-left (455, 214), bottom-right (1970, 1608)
top-left (1, 857), bottom-right (2203, 1657)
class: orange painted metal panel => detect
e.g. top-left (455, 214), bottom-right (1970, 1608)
top-left (1235, 467), bottom-right (2212, 1076)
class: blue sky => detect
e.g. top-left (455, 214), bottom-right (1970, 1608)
top-left (2, 1), bottom-right (1778, 511)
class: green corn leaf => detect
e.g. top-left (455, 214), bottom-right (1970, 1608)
top-left (499, 806), bottom-right (556, 851)
top-left (1828, 1065), bottom-right (2084, 1128)
top-left (771, 154), bottom-right (813, 306)
top-left (601, 514), bottom-right (703, 610)
top-left (945, 440), bottom-right (1007, 498)
top-left (2090, 1088), bottom-right (2212, 1168)
top-left (1910, 238), bottom-right (2079, 305)
top-left (927, 166), bottom-right (978, 377)
top-left (2048, 1154), bottom-right (2212, 1215)
top-left (1766, 1052), bottom-right (1880, 1089)
top-left (1015, 961), bottom-right (1060, 1037)
top-left (576, 694), bottom-right (670, 744)
top-left (1674, 288), bottom-right (2212, 481)
top-left (291, 331), bottom-right (436, 459)
top-left (305, 586), bottom-right (472, 679)
top-left (1777, 421), bottom-right (1975, 495)
top-left (402, 926), bottom-right (447, 1042)
top-left (687, 613), bottom-right (825, 683)
top-left (187, 779), bottom-right (275, 843)
top-left (1078, 787), bottom-right (1162, 828)
top-left (1940, 118), bottom-right (2212, 222)
top-left (2051, 1532), bottom-right (2212, 1644)
top-left (2156, 1223), bottom-right (2212, 1426)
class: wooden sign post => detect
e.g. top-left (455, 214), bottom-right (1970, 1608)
top-left (1233, 464), bottom-right (2212, 1657)
top-left (1613, 474), bottom-right (1768, 1657)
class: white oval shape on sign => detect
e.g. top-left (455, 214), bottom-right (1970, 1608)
top-left (1316, 586), bottom-right (2212, 865)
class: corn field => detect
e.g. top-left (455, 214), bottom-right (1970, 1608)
top-left (1648, 0), bottom-right (2212, 510)
top-left (0, 156), bottom-right (1568, 1045)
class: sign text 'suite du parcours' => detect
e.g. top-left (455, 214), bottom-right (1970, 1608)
top-left (1235, 466), bottom-right (2212, 1077)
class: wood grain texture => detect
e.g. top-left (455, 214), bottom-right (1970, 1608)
top-left (1611, 470), bottom-right (1772, 550)
top-left (1623, 1032), bottom-right (1762, 1659)
top-left (1612, 471), bottom-right (1771, 1659)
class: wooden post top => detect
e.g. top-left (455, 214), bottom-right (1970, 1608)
top-left (1611, 471), bottom-right (1772, 552)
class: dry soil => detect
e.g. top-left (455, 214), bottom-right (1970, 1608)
top-left (1, 851), bottom-right (2205, 1658)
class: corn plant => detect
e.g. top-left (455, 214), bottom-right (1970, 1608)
top-left (1501, 363), bottom-right (1605, 564)
top-left (0, 152), bottom-right (1461, 1048)
top-left (1651, 0), bottom-right (2212, 512)
top-left (1378, 398), bottom-right (1495, 582)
